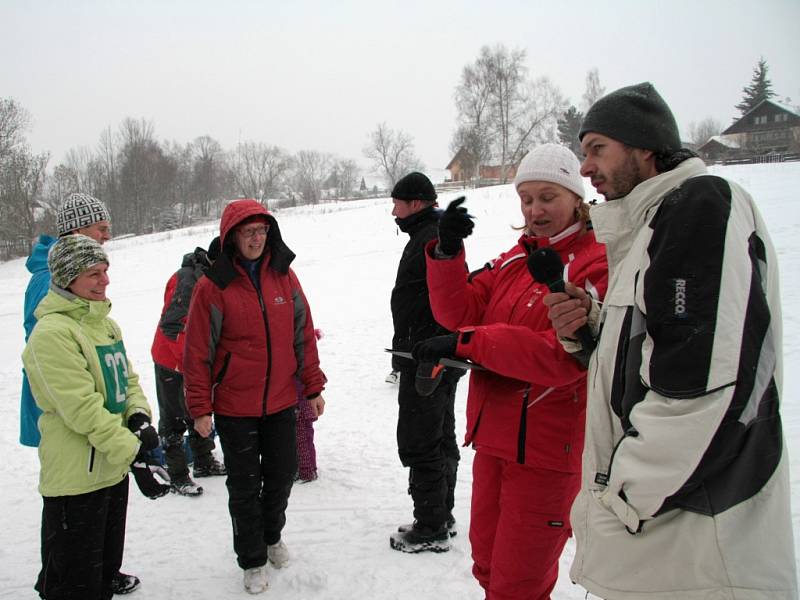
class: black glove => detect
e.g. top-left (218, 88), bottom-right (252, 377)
top-left (411, 334), bottom-right (458, 364)
top-left (128, 413), bottom-right (159, 453)
top-left (131, 456), bottom-right (171, 499)
top-left (437, 197), bottom-right (475, 255)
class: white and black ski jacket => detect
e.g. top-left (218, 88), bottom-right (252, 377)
top-left (570, 158), bottom-right (797, 599)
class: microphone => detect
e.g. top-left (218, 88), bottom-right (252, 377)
top-left (527, 247), bottom-right (596, 353)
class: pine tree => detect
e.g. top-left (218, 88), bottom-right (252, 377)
top-left (735, 57), bottom-right (776, 115)
top-left (557, 106), bottom-right (583, 158)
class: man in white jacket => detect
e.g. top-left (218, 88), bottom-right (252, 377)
top-left (545, 82), bottom-right (797, 599)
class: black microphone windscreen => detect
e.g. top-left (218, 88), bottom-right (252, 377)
top-left (527, 247), bottom-right (564, 286)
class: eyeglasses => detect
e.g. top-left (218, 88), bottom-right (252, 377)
top-left (237, 224), bottom-right (270, 238)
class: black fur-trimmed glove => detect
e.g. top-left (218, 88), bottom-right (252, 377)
top-left (437, 197), bottom-right (475, 256)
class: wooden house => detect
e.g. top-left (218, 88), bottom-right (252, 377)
top-left (445, 147), bottom-right (519, 183)
top-left (719, 99), bottom-right (800, 155)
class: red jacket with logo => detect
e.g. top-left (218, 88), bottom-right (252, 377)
top-left (182, 200), bottom-right (325, 419)
top-left (425, 224), bottom-right (608, 472)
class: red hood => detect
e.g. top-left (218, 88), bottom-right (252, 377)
top-left (219, 199), bottom-right (271, 246)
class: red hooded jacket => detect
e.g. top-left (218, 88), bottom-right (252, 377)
top-left (182, 199), bottom-right (325, 418)
top-left (425, 223), bottom-right (607, 472)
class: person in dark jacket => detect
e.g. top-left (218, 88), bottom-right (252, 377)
top-left (387, 172), bottom-right (464, 554)
top-left (182, 199), bottom-right (326, 594)
top-left (150, 237), bottom-right (226, 496)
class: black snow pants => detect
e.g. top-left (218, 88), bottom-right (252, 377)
top-left (396, 367), bottom-right (462, 529)
top-left (214, 408), bottom-right (297, 570)
top-left (154, 363), bottom-right (216, 478)
top-left (35, 476), bottom-right (129, 600)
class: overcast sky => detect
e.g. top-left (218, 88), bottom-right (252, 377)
top-left (3, 0), bottom-right (799, 172)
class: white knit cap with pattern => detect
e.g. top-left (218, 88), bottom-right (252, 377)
top-left (48, 234), bottom-right (109, 289)
top-left (513, 143), bottom-right (585, 199)
top-left (56, 193), bottom-right (111, 236)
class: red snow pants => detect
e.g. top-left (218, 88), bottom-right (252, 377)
top-left (470, 452), bottom-right (580, 600)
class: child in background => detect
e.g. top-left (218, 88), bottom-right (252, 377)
top-left (296, 328), bottom-right (324, 482)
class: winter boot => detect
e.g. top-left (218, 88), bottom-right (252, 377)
top-left (193, 454), bottom-right (226, 478)
top-left (110, 572), bottom-right (141, 595)
top-left (243, 566), bottom-right (268, 594)
top-left (267, 540), bottom-right (290, 568)
top-left (170, 476), bottom-right (203, 497)
top-left (398, 515), bottom-right (456, 538)
top-left (389, 523), bottom-right (451, 553)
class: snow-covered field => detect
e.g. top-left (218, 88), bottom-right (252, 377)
top-left (0, 162), bottom-right (798, 599)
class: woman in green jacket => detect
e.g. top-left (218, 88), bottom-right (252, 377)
top-left (22, 234), bottom-right (169, 600)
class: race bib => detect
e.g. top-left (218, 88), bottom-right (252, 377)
top-left (96, 341), bottom-right (129, 413)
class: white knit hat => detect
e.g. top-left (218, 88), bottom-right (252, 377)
top-left (513, 143), bottom-right (585, 199)
top-left (56, 193), bottom-right (111, 236)
top-left (48, 234), bottom-right (109, 289)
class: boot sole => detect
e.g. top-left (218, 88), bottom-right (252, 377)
top-left (389, 535), bottom-right (451, 553)
top-left (171, 486), bottom-right (204, 496)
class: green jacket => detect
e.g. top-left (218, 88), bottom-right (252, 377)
top-left (22, 287), bottom-right (151, 497)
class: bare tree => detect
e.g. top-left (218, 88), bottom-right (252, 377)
top-left (288, 150), bottom-right (333, 205)
top-left (95, 126), bottom-right (119, 207)
top-left (581, 67), bottom-right (605, 113)
top-left (0, 97), bottom-right (31, 159)
top-left (688, 117), bottom-right (723, 147)
top-left (0, 97), bottom-right (49, 256)
top-left (363, 123), bottom-right (422, 189)
top-left (117, 117), bottom-right (176, 234)
top-left (58, 146), bottom-right (96, 193)
top-left (452, 50), bottom-right (495, 179)
top-left (504, 76), bottom-right (565, 175)
top-left (452, 46), bottom-right (565, 182)
top-left (0, 148), bottom-right (49, 242)
top-left (229, 142), bottom-right (291, 201)
top-left (191, 135), bottom-right (226, 217)
top-left (483, 45), bottom-right (528, 181)
top-left (333, 158), bottom-right (359, 199)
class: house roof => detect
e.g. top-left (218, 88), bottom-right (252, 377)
top-left (445, 147), bottom-right (471, 171)
top-left (722, 98), bottom-right (800, 135)
top-left (699, 135), bottom-right (740, 151)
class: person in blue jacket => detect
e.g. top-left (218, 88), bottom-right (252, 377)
top-left (21, 233), bottom-right (57, 447)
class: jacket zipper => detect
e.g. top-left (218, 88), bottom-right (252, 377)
top-left (256, 289), bottom-right (272, 417)
top-left (516, 385), bottom-right (531, 464)
top-left (600, 427), bottom-right (639, 487)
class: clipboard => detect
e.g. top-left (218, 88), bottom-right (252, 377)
top-left (385, 349), bottom-right (485, 371)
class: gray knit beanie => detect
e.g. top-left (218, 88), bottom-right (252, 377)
top-left (56, 193), bottom-right (111, 236)
top-left (513, 143), bottom-right (585, 198)
top-left (579, 82), bottom-right (681, 155)
top-left (48, 234), bottom-right (109, 289)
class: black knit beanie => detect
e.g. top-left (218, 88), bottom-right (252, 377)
top-left (579, 82), bottom-right (681, 155)
top-left (391, 172), bottom-right (437, 202)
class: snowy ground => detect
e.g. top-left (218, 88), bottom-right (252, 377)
top-left (0, 162), bottom-right (798, 599)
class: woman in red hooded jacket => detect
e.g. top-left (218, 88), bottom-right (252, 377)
top-left (182, 199), bottom-right (326, 594)
top-left (413, 144), bottom-right (608, 600)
